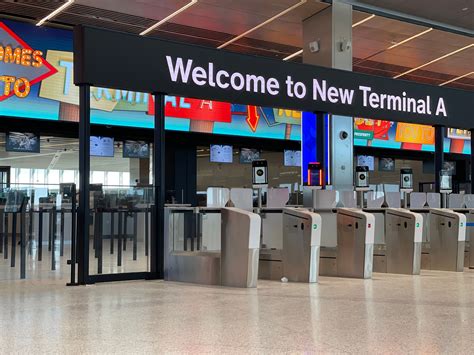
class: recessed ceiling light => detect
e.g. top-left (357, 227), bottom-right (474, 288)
top-left (394, 43), bottom-right (474, 78)
top-left (36, 0), bottom-right (74, 26)
top-left (462, 7), bottom-right (468, 11)
top-left (217, 0), bottom-right (307, 49)
top-left (140, 0), bottom-right (198, 36)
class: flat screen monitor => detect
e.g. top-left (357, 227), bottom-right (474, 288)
top-left (284, 150), bottom-right (301, 167)
top-left (90, 136), bottom-right (114, 157)
top-left (210, 145), bottom-right (233, 163)
top-left (6, 132), bottom-right (40, 153)
top-left (379, 157), bottom-right (395, 172)
top-left (240, 148), bottom-right (260, 163)
top-left (123, 140), bottom-right (149, 158)
top-left (443, 161), bottom-right (456, 175)
top-left (357, 155), bottom-right (375, 171)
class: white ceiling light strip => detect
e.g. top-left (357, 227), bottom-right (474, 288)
top-left (36, 0), bottom-right (74, 26)
top-left (439, 71), bottom-right (474, 86)
top-left (217, 0), bottom-right (307, 49)
top-left (352, 14), bottom-right (375, 28)
top-left (283, 49), bottom-right (303, 61)
top-left (394, 43), bottom-right (474, 78)
top-left (386, 28), bottom-right (433, 49)
top-left (140, 0), bottom-right (198, 36)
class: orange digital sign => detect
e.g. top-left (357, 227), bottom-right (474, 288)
top-left (395, 123), bottom-right (435, 145)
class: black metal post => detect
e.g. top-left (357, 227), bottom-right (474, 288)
top-left (51, 206), bottom-right (57, 271)
top-left (28, 202), bottom-right (33, 256)
top-left (144, 209), bottom-right (148, 257)
top-left (471, 129), bottom-right (474, 194)
top-left (67, 184), bottom-right (78, 286)
top-left (77, 84), bottom-right (91, 285)
top-left (117, 210), bottom-right (123, 267)
top-left (152, 93), bottom-right (165, 278)
top-left (60, 210), bottom-right (65, 256)
top-left (110, 210), bottom-right (115, 254)
top-left (3, 213), bottom-right (8, 259)
top-left (97, 210), bottom-right (102, 274)
top-left (38, 208), bottom-right (43, 261)
top-left (48, 210), bottom-right (52, 252)
top-left (133, 211), bottom-right (137, 261)
top-left (20, 201), bottom-right (26, 279)
top-left (0, 209), bottom-right (3, 254)
top-left (434, 125), bottom-right (445, 193)
top-left (11, 212), bottom-right (16, 267)
top-left (123, 213), bottom-right (128, 251)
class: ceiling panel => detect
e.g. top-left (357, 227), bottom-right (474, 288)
top-left (356, 0), bottom-right (474, 31)
top-left (367, 29), bottom-right (474, 75)
top-left (0, 0), bottom-right (472, 90)
top-left (352, 16), bottom-right (428, 60)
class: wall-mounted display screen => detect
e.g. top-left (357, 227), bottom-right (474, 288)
top-left (239, 148), bottom-right (260, 163)
top-left (284, 150), bottom-right (301, 167)
top-left (443, 161), bottom-right (456, 175)
top-left (378, 157), bottom-right (395, 172)
top-left (90, 136), bottom-right (114, 157)
top-left (0, 19), bottom-right (300, 142)
top-left (210, 145), bottom-right (233, 163)
top-left (357, 155), bottom-right (375, 171)
top-left (354, 118), bottom-right (470, 155)
top-left (6, 132), bottom-right (40, 153)
top-left (123, 140), bottom-right (149, 158)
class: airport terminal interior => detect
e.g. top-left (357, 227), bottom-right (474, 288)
top-left (0, 0), bottom-right (473, 353)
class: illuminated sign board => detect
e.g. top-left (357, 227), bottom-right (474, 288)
top-left (74, 26), bottom-right (473, 128)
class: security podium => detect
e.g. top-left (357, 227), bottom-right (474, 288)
top-left (164, 206), bottom-right (261, 287)
top-left (336, 208), bottom-right (375, 279)
top-left (385, 208), bottom-right (423, 275)
top-left (429, 209), bottom-right (466, 272)
top-left (282, 208), bottom-right (321, 283)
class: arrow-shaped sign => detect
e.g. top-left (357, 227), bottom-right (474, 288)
top-left (0, 21), bottom-right (57, 102)
top-left (246, 105), bottom-right (260, 132)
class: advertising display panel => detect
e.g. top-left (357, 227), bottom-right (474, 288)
top-left (0, 19), bottom-right (300, 141)
top-left (354, 118), bottom-right (471, 154)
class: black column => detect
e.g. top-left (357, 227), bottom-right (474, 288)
top-left (471, 129), bottom-right (474, 193)
top-left (434, 125), bottom-right (445, 193)
top-left (77, 84), bottom-right (91, 285)
top-left (172, 145), bottom-right (197, 205)
top-left (152, 93), bottom-right (165, 278)
top-left (315, 112), bottom-right (327, 187)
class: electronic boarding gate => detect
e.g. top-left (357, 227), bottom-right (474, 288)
top-left (384, 209), bottom-right (423, 275)
top-left (308, 190), bottom-right (375, 279)
top-left (446, 193), bottom-right (474, 269)
top-left (410, 193), bottom-right (467, 272)
top-left (428, 209), bottom-right (466, 272)
top-left (282, 208), bottom-right (321, 283)
top-left (164, 206), bottom-right (261, 288)
top-left (364, 190), bottom-right (424, 276)
top-left (468, 209), bottom-right (474, 270)
top-left (336, 208), bottom-right (375, 279)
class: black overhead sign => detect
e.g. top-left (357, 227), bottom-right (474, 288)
top-left (74, 26), bottom-right (474, 128)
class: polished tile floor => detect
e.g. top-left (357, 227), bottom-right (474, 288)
top-left (1, 269), bottom-right (473, 354)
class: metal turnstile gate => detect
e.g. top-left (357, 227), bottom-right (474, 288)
top-left (385, 208), bottom-right (423, 275)
top-left (164, 207), bottom-right (261, 287)
top-left (336, 208), bottom-right (375, 279)
top-left (429, 209), bottom-right (466, 272)
top-left (282, 208), bottom-right (321, 283)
